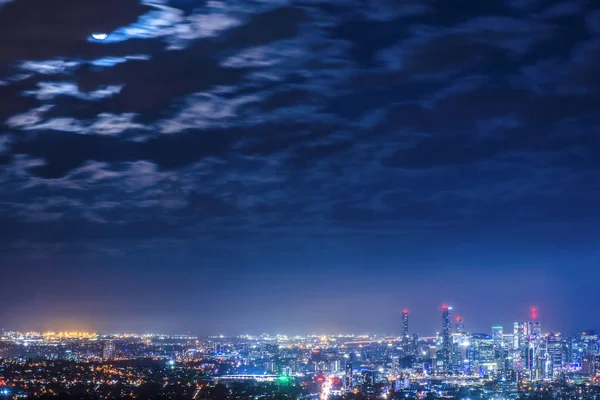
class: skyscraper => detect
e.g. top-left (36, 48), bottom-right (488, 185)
top-left (103, 340), bottom-right (116, 361)
top-left (441, 304), bottom-right (453, 373)
top-left (526, 307), bottom-right (543, 381)
top-left (361, 370), bottom-right (375, 393)
top-left (547, 333), bottom-right (565, 378)
top-left (402, 309), bottom-right (409, 338)
top-left (344, 361), bottom-right (353, 391)
top-left (470, 333), bottom-right (494, 373)
top-left (582, 354), bottom-right (596, 376)
top-left (492, 326), bottom-right (503, 349)
top-left (582, 330), bottom-right (599, 355)
top-left (456, 316), bottom-right (464, 334)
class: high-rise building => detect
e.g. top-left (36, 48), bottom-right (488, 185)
top-left (391, 355), bottom-right (400, 373)
top-left (492, 326), bottom-right (503, 349)
top-left (362, 370), bottom-right (375, 393)
top-left (456, 316), bottom-right (464, 334)
top-left (582, 354), bottom-right (596, 376)
top-left (441, 304), bottom-right (453, 373)
top-left (402, 309), bottom-right (409, 338)
top-left (452, 333), bottom-right (468, 374)
top-left (567, 335), bottom-right (585, 365)
top-left (547, 333), bottom-right (565, 378)
top-left (525, 308), bottom-right (543, 381)
top-left (582, 330), bottom-right (599, 355)
top-left (344, 361), bottom-right (353, 391)
top-left (502, 333), bottom-right (514, 351)
top-left (103, 340), bottom-right (116, 361)
top-left (513, 322), bottom-right (525, 371)
top-left (532, 321), bottom-right (541, 337)
top-left (411, 333), bottom-right (419, 356)
top-left (470, 334), bottom-right (494, 367)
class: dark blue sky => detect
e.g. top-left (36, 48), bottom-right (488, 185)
top-left (0, 0), bottom-right (599, 336)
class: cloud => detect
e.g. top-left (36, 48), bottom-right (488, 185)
top-left (6, 105), bottom-right (53, 128)
top-left (20, 59), bottom-right (82, 75)
top-left (158, 91), bottom-right (259, 133)
top-left (24, 82), bottom-right (122, 101)
top-left (1, 0), bottom-right (600, 256)
top-left (0, 0), bottom-right (153, 65)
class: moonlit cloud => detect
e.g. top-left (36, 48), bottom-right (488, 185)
top-left (90, 0), bottom-right (241, 49)
top-left (20, 59), bottom-right (82, 74)
top-left (6, 105), bottom-right (53, 128)
top-left (221, 43), bottom-right (307, 68)
top-left (91, 113), bottom-right (146, 135)
top-left (24, 82), bottom-right (123, 101)
top-left (89, 1), bottom-right (184, 43)
top-left (159, 92), bottom-right (260, 133)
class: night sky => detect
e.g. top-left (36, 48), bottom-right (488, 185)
top-left (1, 0), bottom-right (599, 336)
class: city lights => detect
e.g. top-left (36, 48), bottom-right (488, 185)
top-left (0, 305), bottom-right (599, 399)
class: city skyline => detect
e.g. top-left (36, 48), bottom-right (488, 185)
top-left (1, 304), bottom-right (595, 338)
top-left (1, 0), bottom-right (600, 336)
top-left (2, 306), bottom-right (600, 398)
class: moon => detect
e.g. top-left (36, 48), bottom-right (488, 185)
top-left (91, 33), bottom-right (108, 40)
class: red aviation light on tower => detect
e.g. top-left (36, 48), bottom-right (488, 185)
top-left (530, 306), bottom-right (538, 320)
top-left (456, 316), bottom-right (462, 322)
top-left (442, 304), bottom-right (448, 310)
top-left (403, 309), bottom-right (408, 315)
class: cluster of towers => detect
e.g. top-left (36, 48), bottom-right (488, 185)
top-left (435, 304), bottom-right (541, 376)
top-left (397, 304), bottom-right (591, 380)
top-left (398, 305), bottom-right (457, 372)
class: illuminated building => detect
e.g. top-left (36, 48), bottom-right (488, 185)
top-left (582, 354), bottom-right (596, 376)
top-left (567, 335), bottom-right (585, 365)
top-left (525, 307), bottom-right (543, 381)
top-left (344, 361), bottom-right (353, 391)
top-left (265, 360), bottom-right (275, 373)
top-left (502, 332), bottom-right (514, 349)
top-left (411, 333), bottom-right (419, 356)
top-left (492, 326), bottom-right (503, 349)
top-left (470, 333), bottom-right (494, 374)
top-left (513, 322), bottom-right (526, 370)
top-left (361, 370), bottom-right (375, 394)
top-left (402, 309), bottom-right (411, 354)
top-left (441, 304), bottom-right (452, 373)
top-left (391, 355), bottom-right (399, 373)
top-left (451, 333), bottom-right (468, 374)
top-left (546, 333), bottom-right (565, 378)
top-left (103, 340), bottom-right (116, 361)
top-left (582, 330), bottom-right (599, 355)
top-left (455, 316), bottom-right (464, 334)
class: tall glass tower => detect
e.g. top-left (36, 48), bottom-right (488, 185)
top-left (402, 309), bottom-right (409, 338)
top-left (441, 304), bottom-right (453, 373)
